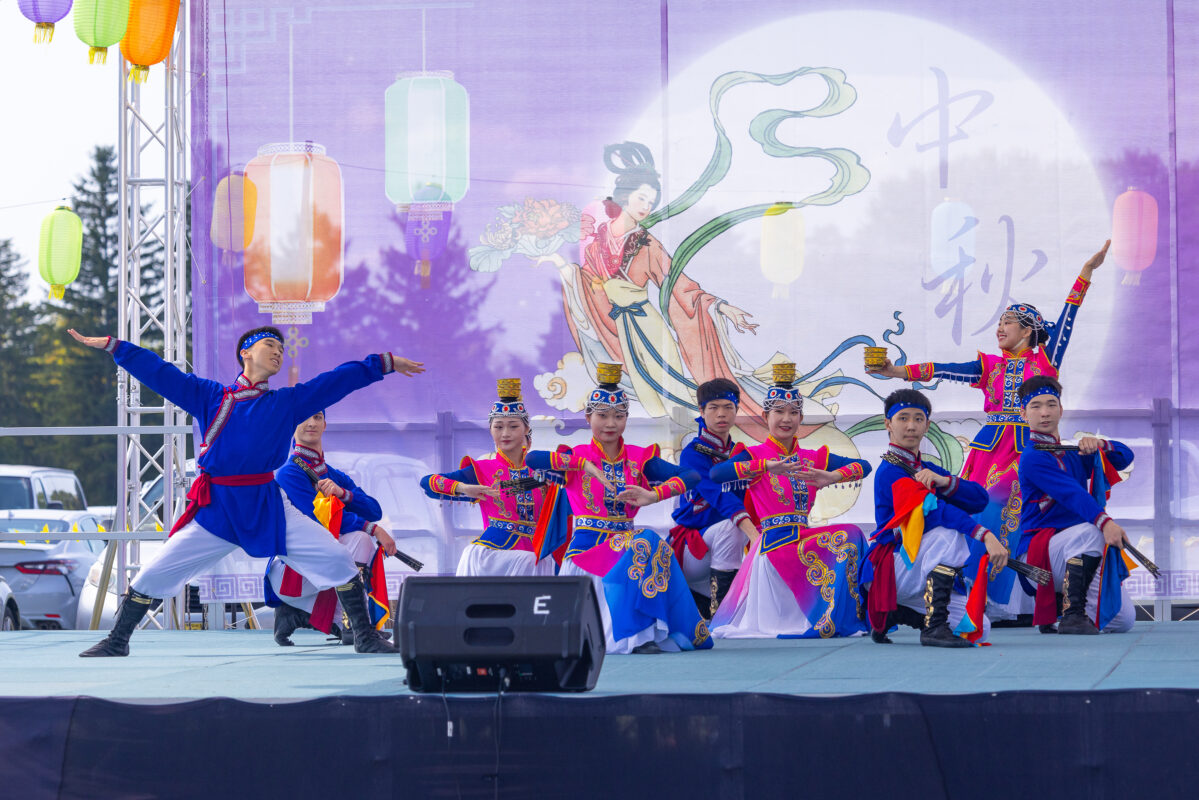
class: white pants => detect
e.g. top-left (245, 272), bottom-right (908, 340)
top-left (680, 520), bottom-right (747, 594)
top-left (711, 552), bottom-right (812, 638)
top-left (456, 543), bottom-right (557, 577)
top-left (559, 558), bottom-right (678, 654)
top-left (1045, 522), bottom-right (1135, 633)
top-left (894, 527), bottom-right (989, 639)
top-left (265, 529), bottom-right (377, 613)
top-left (132, 492), bottom-right (358, 599)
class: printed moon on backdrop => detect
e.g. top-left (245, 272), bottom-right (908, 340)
top-left (759, 204), bottom-right (805, 299)
top-left (1110, 187), bottom-right (1157, 286)
top-left (211, 170), bottom-right (257, 267)
top-left (39, 205), bottom-right (83, 300)
top-left (18, 0), bottom-right (73, 44)
top-left (385, 71), bottom-right (470, 289)
top-left (74, 0), bottom-right (132, 64)
top-left (243, 142), bottom-right (344, 326)
top-left (120, 0), bottom-right (180, 84)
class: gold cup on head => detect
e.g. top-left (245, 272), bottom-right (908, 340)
top-left (496, 377), bottom-right (522, 401)
top-left (596, 362), bottom-right (623, 386)
top-left (771, 362), bottom-right (797, 387)
top-left (864, 346), bottom-right (888, 370)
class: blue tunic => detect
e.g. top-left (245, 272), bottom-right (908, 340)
top-left (869, 446), bottom-right (989, 549)
top-left (276, 449), bottom-right (383, 536)
top-left (1016, 435), bottom-right (1134, 556)
top-left (110, 340), bottom-right (393, 556)
top-left (670, 430), bottom-right (749, 532)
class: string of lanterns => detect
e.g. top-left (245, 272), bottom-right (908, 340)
top-left (19, 0), bottom-right (179, 81)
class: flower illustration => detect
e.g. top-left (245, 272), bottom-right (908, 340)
top-left (513, 198), bottom-right (571, 240)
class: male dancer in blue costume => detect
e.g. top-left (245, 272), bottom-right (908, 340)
top-left (268, 410), bottom-right (399, 646)
top-left (67, 326), bottom-right (423, 655)
top-left (669, 378), bottom-right (757, 618)
top-left (1015, 375), bottom-right (1135, 635)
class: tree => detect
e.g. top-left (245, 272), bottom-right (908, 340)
top-left (0, 239), bottom-right (40, 465)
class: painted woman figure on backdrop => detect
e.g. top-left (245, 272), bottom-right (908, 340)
top-left (866, 241), bottom-right (1111, 616)
top-left (547, 142), bottom-right (781, 440)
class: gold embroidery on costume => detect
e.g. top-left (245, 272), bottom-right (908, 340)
top-left (799, 537), bottom-right (837, 638)
top-left (694, 617), bottom-right (711, 646)
top-left (999, 481), bottom-right (1022, 549)
top-left (627, 536), bottom-right (652, 582)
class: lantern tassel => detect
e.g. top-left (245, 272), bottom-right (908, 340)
top-left (33, 23), bottom-right (55, 44)
top-left (417, 259), bottom-right (432, 290)
top-left (89, 47), bottom-right (109, 65)
top-left (771, 283), bottom-right (790, 299)
top-left (129, 64), bottom-right (151, 84)
top-left (49, 285), bottom-right (65, 300)
top-left (1121, 271), bottom-right (1142, 286)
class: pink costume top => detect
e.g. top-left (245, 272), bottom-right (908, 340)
top-left (711, 437), bottom-right (868, 554)
top-left (526, 439), bottom-right (692, 558)
top-left (420, 449), bottom-right (549, 552)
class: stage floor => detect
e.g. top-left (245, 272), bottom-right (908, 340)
top-left (4, 621), bottom-right (1198, 701)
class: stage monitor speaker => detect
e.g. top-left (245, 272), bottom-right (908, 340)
top-left (396, 575), bottom-right (605, 693)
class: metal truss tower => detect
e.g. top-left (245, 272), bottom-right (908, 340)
top-left (113, 6), bottom-right (192, 627)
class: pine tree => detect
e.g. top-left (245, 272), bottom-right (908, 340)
top-left (0, 239), bottom-right (41, 465)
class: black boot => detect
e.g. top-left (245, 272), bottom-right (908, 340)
top-left (1058, 555), bottom-right (1101, 635)
top-left (334, 575), bottom-right (397, 653)
top-left (709, 569), bottom-right (736, 618)
top-left (273, 603), bottom-right (311, 647)
top-left (690, 589), bottom-right (711, 620)
top-left (920, 565), bottom-right (972, 648)
top-left (79, 589), bottom-right (154, 657)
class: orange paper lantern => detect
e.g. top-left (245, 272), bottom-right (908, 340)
top-left (120, 0), bottom-right (180, 84)
top-left (243, 143), bottom-right (344, 325)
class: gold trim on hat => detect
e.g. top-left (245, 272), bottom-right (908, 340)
top-left (771, 362), bottom-right (797, 387)
top-left (496, 377), bottom-right (522, 400)
top-left (596, 362), bottom-right (623, 385)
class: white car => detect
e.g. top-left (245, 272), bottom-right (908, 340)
top-left (0, 576), bottom-right (19, 631)
top-left (0, 509), bottom-right (107, 629)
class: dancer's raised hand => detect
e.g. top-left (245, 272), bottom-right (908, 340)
top-left (67, 329), bottom-right (110, 349)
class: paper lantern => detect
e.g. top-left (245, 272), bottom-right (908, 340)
top-left (759, 204), bottom-right (804, 299)
top-left (243, 143), bottom-right (344, 325)
top-left (39, 206), bottom-right (83, 300)
top-left (1110, 187), bottom-right (1157, 286)
top-left (120, 0), bottom-right (179, 84)
top-left (385, 72), bottom-right (470, 205)
top-left (74, 0), bottom-right (131, 64)
top-left (18, 0), bottom-right (73, 43)
top-left (210, 171), bottom-right (257, 263)
top-left (928, 198), bottom-right (975, 296)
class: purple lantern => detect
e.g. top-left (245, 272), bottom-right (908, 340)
top-left (401, 202), bottom-right (452, 290)
top-left (19, 0), bottom-right (74, 44)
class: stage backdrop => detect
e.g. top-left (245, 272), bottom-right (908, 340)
top-left (191, 0), bottom-right (1198, 595)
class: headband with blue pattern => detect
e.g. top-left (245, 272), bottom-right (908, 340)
top-left (240, 330), bottom-right (284, 352)
top-left (1004, 303), bottom-right (1046, 333)
top-left (1020, 385), bottom-right (1061, 407)
top-left (885, 401), bottom-right (929, 419)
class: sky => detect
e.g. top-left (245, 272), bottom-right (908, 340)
top-left (0, 7), bottom-right (167, 301)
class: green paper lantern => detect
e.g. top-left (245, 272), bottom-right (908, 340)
top-left (39, 206), bottom-right (83, 300)
top-left (385, 71), bottom-right (470, 205)
top-left (74, 0), bottom-right (132, 65)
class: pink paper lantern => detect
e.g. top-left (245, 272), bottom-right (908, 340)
top-left (1110, 188), bottom-right (1157, 286)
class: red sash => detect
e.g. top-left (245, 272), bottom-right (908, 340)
top-left (1026, 527), bottom-right (1058, 626)
top-left (866, 541), bottom-right (898, 632)
top-left (668, 524), bottom-right (710, 563)
top-left (169, 472), bottom-right (275, 535)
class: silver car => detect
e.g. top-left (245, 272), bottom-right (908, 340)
top-left (0, 576), bottom-right (19, 631)
top-left (0, 509), bottom-right (107, 629)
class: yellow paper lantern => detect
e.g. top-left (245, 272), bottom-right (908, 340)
top-left (759, 204), bottom-right (804, 299)
top-left (210, 171), bottom-right (257, 263)
top-left (39, 206), bottom-right (83, 300)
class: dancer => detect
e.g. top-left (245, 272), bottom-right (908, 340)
top-left (860, 389), bottom-right (1008, 647)
top-left (1015, 376), bottom-right (1135, 634)
top-left (866, 241), bottom-right (1110, 612)
top-left (267, 410), bottom-right (399, 647)
top-left (525, 363), bottom-right (710, 654)
top-left (669, 378), bottom-right (756, 618)
top-left (67, 326), bottom-right (423, 656)
top-left (420, 378), bottom-right (560, 578)
top-left (708, 364), bottom-right (871, 639)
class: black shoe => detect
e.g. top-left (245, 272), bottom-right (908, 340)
top-left (334, 575), bottom-right (397, 654)
top-left (919, 565), bottom-right (972, 649)
top-left (273, 603), bottom-right (310, 647)
top-left (1039, 624), bottom-right (1058, 634)
top-left (870, 630), bottom-right (893, 644)
top-left (631, 640), bottom-right (663, 654)
top-left (80, 589), bottom-right (154, 657)
top-left (1058, 555), bottom-right (1100, 636)
top-left (709, 569), bottom-right (737, 618)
